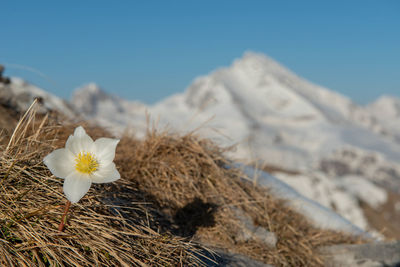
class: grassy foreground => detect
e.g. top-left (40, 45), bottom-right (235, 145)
top-left (0, 101), bottom-right (364, 266)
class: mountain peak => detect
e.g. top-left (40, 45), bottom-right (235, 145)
top-left (238, 51), bottom-right (282, 66)
top-left (368, 95), bottom-right (400, 132)
top-left (369, 95), bottom-right (400, 113)
top-left (233, 51), bottom-right (298, 79)
top-left (72, 83), bottom-right (119, 117)
top-left (73, 82), bottom-right (103, 95)
top-left (85, 82), bottom-right (101, 91)
top-left (185, 51), bottom-right (367, 126)
top-left (373, 95), bottom-right (400, 105)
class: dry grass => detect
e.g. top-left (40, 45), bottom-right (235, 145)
top-left (0, 102), bottom-right (207, 266)
top-left (0, 100), bottom-right (366, 266)
top-left (360, 191), bottom-right (400, 240)
top-left (116, 128), bottom-right (365, 266)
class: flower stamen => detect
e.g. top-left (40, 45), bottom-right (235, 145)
top-left (75, 152), bottom-right (99, 174)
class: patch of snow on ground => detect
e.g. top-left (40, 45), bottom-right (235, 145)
top-left (238, 164), bottom-right (368, 237)
top-left (273, 171), bottom-right (369, 231)
top-left (336, 175), bottom-right (387, 209)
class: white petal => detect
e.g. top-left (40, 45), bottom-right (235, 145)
top-left (63, 172), bottom-right (92, 203)
top-left (66, 126), bottom-right (95, 155)
top-left (91, 162), bottom-right (120, 184)
top-left (73, 126), bottom-right (87, 138)
top-left (43, 148), bottom-right (75, 178)
top-left (94, 138), bottom-right (119, 164)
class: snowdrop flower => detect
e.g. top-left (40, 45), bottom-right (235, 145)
top-left (44, 126), bottom-right (120, 203)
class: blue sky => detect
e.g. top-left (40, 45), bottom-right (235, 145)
top-left (2, 1), bottom-right (399, 104)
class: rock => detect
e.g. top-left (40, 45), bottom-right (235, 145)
top-left (0, 65), bottom-right (10, 84)
top-left (320, 241), bottom-right (400, 267)
top-left (231, 207), bottom-right (277, 248)
top-left (198, 249), bottom-right (273, 267)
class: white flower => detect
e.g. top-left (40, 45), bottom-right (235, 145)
top-left (44, 126), bottom-right (120, 203)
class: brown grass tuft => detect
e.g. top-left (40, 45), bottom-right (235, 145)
top-left (0, 103), bottom-right (207, 266)
top-left (116, 128), bottom-right (365, 266)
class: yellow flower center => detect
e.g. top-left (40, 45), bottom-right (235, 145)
top-left (75, 152), bottom-right (99, 174)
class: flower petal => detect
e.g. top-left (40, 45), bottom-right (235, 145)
top-left (63, 172), bottom-right (92, 203)
top-left (94, 138), bottom-right (119, 164)
top-left (91, 162), bottom-right (120, 184)
top-left (73, 126), bottom-right (87, 138)
top-left (43, 148), bottom-right (75, 178)
top-left (66, 126), bottom-right (95, 155)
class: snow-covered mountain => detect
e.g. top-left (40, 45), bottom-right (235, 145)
top-left (72, 83), bottom-right (146, 133)
top-left (368, 95), bottom-right (400, 142)
top-left (72, 52), bottom-right (400, 172)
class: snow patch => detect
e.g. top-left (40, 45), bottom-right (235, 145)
top-left (273, 171), bottom-right (369, 230)
top-left (238, 164), bottom-right (367, 236)
top-left (336, 175), bottom-right (387, 209)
